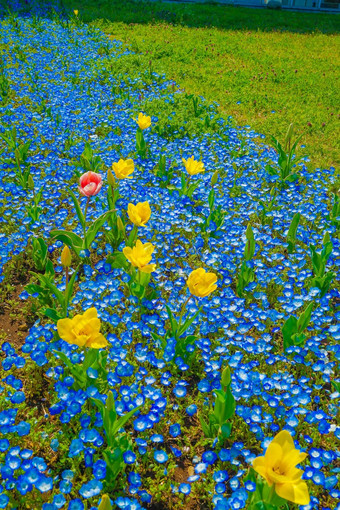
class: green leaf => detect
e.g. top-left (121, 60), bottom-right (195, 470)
top-left (165, 305), bottom-right (178, 336)
top-left (282, 315), bottom-right (297, 351)
top-left (208, 188), bottom-right (215, 210)
top-left (69, 189), bottom-right (85, 228)
top-left (286, 213), bottom-right (300, 253)
top-left (50, 230), bottom-right (83, 254)
top-left (44, 308), bottom-right (62, 322)
top-left (178, 306), bottom-right (203, 337)
top-left (220, 422), bottom-right (232, 438)
top-left (86, 210), bottom-right (114, 247)
top-left (106, 252), bottom-right (129, 270)
top-left (111, 406), bottom-right (140, 436)
top-left (244, 223), bottom-right (255, 261)
top-left (199, 415), bottom-right (212, 438)
top-left (297, 302), bottom-right (313, 333)
top-left (36, 274), bottom-right (65, 308)
top-left (65, 268), bottom-right (78, 308)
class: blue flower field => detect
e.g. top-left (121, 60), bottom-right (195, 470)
top-left (0, 3), bottom-right (339, 510)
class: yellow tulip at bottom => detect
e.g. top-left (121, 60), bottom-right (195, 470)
top-left (252, 430), bottom-right (310, 505)
top-left (57, 308), bottom-right (108, 349)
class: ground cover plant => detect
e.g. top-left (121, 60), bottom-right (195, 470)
top-left (56, 0), bottom-right (340, 172)
top-left (0, 2), bottom-right (339, 510)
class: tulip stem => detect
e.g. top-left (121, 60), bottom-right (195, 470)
top-left (177, 295), bottom-right (192, 337)
top-left (83, 197), bottom-right (90, 250)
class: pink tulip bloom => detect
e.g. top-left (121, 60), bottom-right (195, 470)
top-left (79, 171), bottom-right (102, 197)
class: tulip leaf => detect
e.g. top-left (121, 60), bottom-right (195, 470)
top-left (69, 189), bottom-right (85, 228)
top-left (111, 406), bottom-right (141, 436)
top-left (44, 308), bottom-right (63, 322)
top-left (106, 252), bottom-right (129, 270)
top-left (50, 230), bottom-right (83, 254)
top-left (86, 210), bottom-right (114, 247)
top-left (64, 268), bottom-right (78, 309)
top-left (178, 306), bottom-right (203, 337)
top-left (297, 301), bottom-right (313, 333)
top-left (165, 305), bottom-right (178, 336)
top-left (35, 274), bottom-right (65, 308)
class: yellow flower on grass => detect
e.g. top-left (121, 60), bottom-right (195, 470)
top-left (252, 430), bottom-right (310, 506)
top-left (182, 156), bottom-right (205, 176)
top-left (112, 159), bottom-right (134, 180)
top-left (135, 113), bottom-right (151, 130)
top-left (187, 268), bottom-right (217, 298)
top-left (61, 245), bottom-right (72, 267)
top-left (128, 201), bottom-right (151, 227)
top-left (74, 9), bottom-right (79, 16)
top-left (57, 308), bottom-right (108, 349)
top-left (123, 240), bottom-right (156, 273)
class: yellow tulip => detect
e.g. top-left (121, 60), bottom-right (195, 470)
top-left (187, 268), bottom-right (217, 298)
top-left (57, 308), bottom-right (108, 349)
top-left (135, 113), bottom-right (151, 130)
top-left (127, 201), bottom-right (151, 227)
top-left (112, 159), bottom-right (134, 180)
top-left (123, 240), bottom-right (156, 273)
top-left (61, 245), bottom-right (72, 267)
top-left (74, 9), bottom-right (78, 16)
top-left (252, 430), bottom-right (310, 506)
top-left (182, 156), bottom-right (205, 176)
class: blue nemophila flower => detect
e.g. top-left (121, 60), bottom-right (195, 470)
top-left (179, 483), bottom-right (191, 495)
top-left (186, 404), bottom-right (197, 416)
top-left (154, 450), bottom-right (168, 463)
top-left (169, 423), bottom-right (181, 437)
top-left (79, 479), bottom-right (102, 498)
top-left (123, 451), bottom-right (136, 464)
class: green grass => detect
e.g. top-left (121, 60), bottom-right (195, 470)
top-left (56, 0), bottom-right (340, 171)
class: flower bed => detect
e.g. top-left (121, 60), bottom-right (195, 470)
top-left (0, 6), bottom-right (339, 510)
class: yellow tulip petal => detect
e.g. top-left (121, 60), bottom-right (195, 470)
top-left (275, 481), bottom-right (310, 506)
top-left (272, 430), bottom-right (295, 455)
top-left (83, 308), bottom-right (98, 320)
top-left (69, 334), bottom-right (88, 348)
top-left (86, 334), bottom-right (108, 349)
top-left (57, 318), bottom-right (75, 343)
top-left (281, 449), bottom-right (308, 473)
top-left (140, 264), bottom-right (156, 274)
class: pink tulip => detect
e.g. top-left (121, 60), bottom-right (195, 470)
top-left (79, 171), bottom-right (102, 197)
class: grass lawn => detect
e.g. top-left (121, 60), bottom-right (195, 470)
top-left (59, 0), bottom-right (340, 172)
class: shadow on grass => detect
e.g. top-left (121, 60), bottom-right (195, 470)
top-left (63, 0), bottom-right (340, 33)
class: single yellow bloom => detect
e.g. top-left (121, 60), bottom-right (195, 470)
top-left (57, 308), bottom-right (108, 349)
top-left (127, 201), bottom-right (151, 227)
top-left (252, 430), bottom-right (310, 506)
top-left (187, 268), bottom-right (217, 298)
top-left (61, 245), bottom-right (72, 267)
top-left (182, 156), bottom-right (205, 176)
top-left (123, 240), bottom-right (156, 273)
top-left (74, 9), bottom-right (78, 16)
top-left (135, 113), bottom-right (151, 130)
top-left (112, 159), bottom-right (134, 180)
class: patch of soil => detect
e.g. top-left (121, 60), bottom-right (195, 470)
top-left (0, 284), bottom-right (33, 351)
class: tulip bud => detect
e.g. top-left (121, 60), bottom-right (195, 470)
top-left (98, 495), bottom-right (112, 510)
top-left (210, 170), bottom-right (219, 187)
top-left (61, 245), bottom-right (72, 267)
top-left (221, 366), bottom-right (231, 387)
top-left (117, 216), bottom-right (125, 233)
top-left (107, 167), bottom-right (115, 187)
top-left (27, 174), bottom-right (34, 190)
top-left (74, 9), bottom-right (79, 16)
